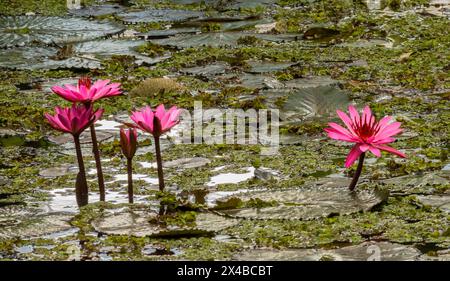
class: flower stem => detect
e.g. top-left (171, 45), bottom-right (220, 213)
top-left (154, 136), bottom-right (165, 191)
top-left (349, 152), bottom-right (365, 191)
top-left (90, 124), bottom-right (105, 201)
top-left (127, 157), bottom-right (133, 204)
top-left (74, 136), bottom-right (89, 207)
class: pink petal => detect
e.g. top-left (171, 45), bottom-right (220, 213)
top-left (345, 144), bottom-right (363, 168)
top-left (51, 86), bottom-right (78, 102)
top-left (359, 144), bottom-right (370, 152)
top-left (348, 105), bottom-right (360, 125)
top-left (362, 106), bottom-right (372, 125)
top-left (57, 113), bottom-right (72, 132)
top-left (374, 122), bottom-right (403, 140)
top-left (336, 109), bottom-right (357, 135)
top-left (155, 104), bottom-right (166, 120)
top-left (138, 121), bottom-right (153, 134)
top-left (71, 116), bottom-right (80, 135)
top-left (373, 144), bottom-right (406, 158)
top-left (45, 113), bottom-right (65, 132)
top-left (373, 137), bottom-right (396, 144)
top-left (92, 79), bottom-right (110, 89)
top-left (65, 84), bottom-right (78, 92)
top-left (377, 116), bottom-right (392, 131)
top-left (93, 108), bottom-right (104, 123)
top-left (368, 146), bottom-right (381, 157)
top-left (325, 128), bottom-right (359, 143)
top-left (327, 122), bottom-right (357, 139)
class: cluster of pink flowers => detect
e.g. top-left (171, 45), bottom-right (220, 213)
top-left (45, 77), bottom-right (181, 206)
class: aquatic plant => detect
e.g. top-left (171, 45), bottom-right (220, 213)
top-left (120, 127), bottom-right (138, 203)
top-left (131, 104), bottom-right (181, 191)
top-left (44, 104), bottom-right (103, 206)
top-left (325, 105), bottom-right (406, 191)
top-left (51, 77), bottom-right (122, 201)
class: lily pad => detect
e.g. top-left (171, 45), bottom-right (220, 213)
top-left (0, 39), bottom-right (164, 70)
top-left (283, 76), bottom-right (340, 89)
top-left (39, 164), bottom-right (78, 178)
top-left (152, 32), bottom-right (244, 48)
top-left (181, 62), bottom-right (229, 77)
top-left (281, 85), bottom-right (350, 122)
top-left (92, 210), bottom-right (240, 237)
top-left (75, 39), bottom-right (168, 65)
top-left (417, 195), bottom-right (450, 213)
top-left (169, 0), bottom-right (276, 10)
top-left (164, 157), bottom-right (211, 169)
top-left (340, 39), bottom-right (394, 49)
top-left (0, 213), bottom-right (73, 239)
top-left (179, 16), bottom-right (272, 31)
top-left (246, 61), bottom-right (295, 74)
top-left (0, 16), bottom-right (124, 48)
top-left (137, 27), bottom-right (200, 39)
top-left (227, 0), bottom-right (277, 9)
top-left (234, 242), bottom-right (420, 261)
top-left (0, 46), bottom-right (101, 70)
top-left (230, 73), bottom-right (284, 89)
top-left (68, 4), bottom-right (126, 17)
top-left (152, 32), bottom-right (300, 48)
top-left (118, 9), bottom-right (203, 24)
top-left (382, 173), bottom-right (449, 195)
top-left (420, 249), bottom-right (450, 261)
top-left (216, 186), bottom-right (388, 220)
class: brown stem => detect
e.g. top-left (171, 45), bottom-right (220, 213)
top-left (349, 152), bottom-right (365, 191)
top-left (127, 157), bottom-right (133, 204)
top-left (154, 136), bottom-right (165, 191)
top-left (90, 124), bottom-right (105, 201)
top-left (74, 136), bottom-right (89, 207)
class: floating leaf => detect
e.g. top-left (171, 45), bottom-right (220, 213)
top-left (137, 27), bottom-right (200, 39)
top-left (246, 60), bottom-right (295, 74)
top-left (118, 9), bottom-right (204, 24)
top-left (417, 195), bottom-right (450, 213)
top-left (0, 213), bottom-right (73, 239)
top-left (234, 242), bottom-right (421, 261)
top-left (0, 16), bottom-right (124, 48)
top-left (169, 0), bottom-right (276, 10)
top-left (0, 39), bottom-right (165, 70)
top-left (152, 32), bottom-right (300, 48)
top-left (217, 185), bottom-right (388, 220)
top-left (181, 62), bottom-right (229, 76)
top-left (68, 4), bottom-right (126, 17)
top-left (92, 209), bottom-right (240, 237)
top-left (178, 15), bottom-right (272, 31)
top-left (281, 85), bottom-right (350, 122)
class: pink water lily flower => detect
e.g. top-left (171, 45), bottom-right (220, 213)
top-left (325, 105), bottom-right (406, 168)
top-left (130, 104), bottom-right (181, 192)
top-left (130, 104), bottom-right (181, 137)
top-left (51, 77), bottom-right (122, 104)
top-left (45, 104), bottom-right (104, 136)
